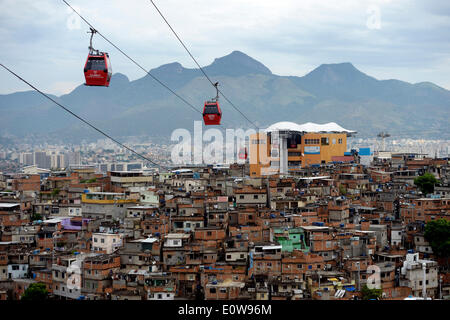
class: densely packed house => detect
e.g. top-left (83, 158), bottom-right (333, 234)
top-left (0, 154), bottom-right (449, 300)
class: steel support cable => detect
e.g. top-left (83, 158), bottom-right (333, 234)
top-left (0, 63), bottom-right (168, 170)
top-left (63, 0), bottom-right (202, 115)
top-left (148, 0), bottom-right (260, 130)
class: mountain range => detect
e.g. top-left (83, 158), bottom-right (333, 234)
top-left (1, 50), bottom-right (449, 144)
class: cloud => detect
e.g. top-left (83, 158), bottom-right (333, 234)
top-left (0, 0), bottom-right (449, 94)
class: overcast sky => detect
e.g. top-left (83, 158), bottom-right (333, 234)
top-left (1, 0), bottom-right (450, 95)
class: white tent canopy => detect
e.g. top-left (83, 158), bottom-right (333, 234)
top-left (265, 121), bottom-right (356, 134)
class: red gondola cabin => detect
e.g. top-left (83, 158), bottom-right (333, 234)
top-left (238, 147), bottom-right (248, 160)
top-left (202, 101), bottom-right (222, 125)
top-left (84, 53), bottom-right (112, 87)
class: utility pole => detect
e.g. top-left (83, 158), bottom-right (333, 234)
top-left (377, 132), bottom-right (390, 152)
top-left (356, 261), bottom-right (360, 292)
top-left (318, 270), bottom-right (321, 290)
top-left (422, 262), bottom-right (427, 299)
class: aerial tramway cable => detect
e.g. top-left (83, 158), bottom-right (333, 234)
top-left (63, 0), bottom-right (203, 115)
top-left (148, 0), bottom-right (260, 130)
top-left (0, 63), bottom-right (168, 170)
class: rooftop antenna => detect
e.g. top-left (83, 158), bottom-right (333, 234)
top-left (377, 132), bottom-right (390, 152)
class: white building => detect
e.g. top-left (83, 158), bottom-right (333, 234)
top-left (92, 233), bottom-right (123, 254)
top-left (68, 207), bottom-right (82, 217)
top-left (164, 233), bottom-right (190, 247)
top-left (400, 252), bottom-right (438, 298)
top-left (52, 253), bottom-right (97, 300)
top-left (8, 264), bottom-right (28, 279)
top-left (390, 225), bottom-right (403, 247)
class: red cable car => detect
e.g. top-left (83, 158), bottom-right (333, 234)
top-left (83, 28), bottom-right (112, 87)
top-left (203, 82), bottom-right (222, 125)
top-left (238, 147), bottom-right (248, 160)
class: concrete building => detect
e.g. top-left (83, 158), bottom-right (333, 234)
top-left (81, 192), bottom-right (138, 221)
top-left (249, 122), bottom-right (356, 177)
top-left (400, 252), bottom-right (438, 298)
top-left (109, 171), bottom-right (154, 189)
top-left (92, 233), bottom-right (123, 254)
top-left (34, 151), bottom-right (51, 169)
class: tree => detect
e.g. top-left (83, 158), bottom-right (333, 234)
top-left (21, 283), bottom-right (48, 301)
top-left (30, 213), bottom-right (42, 221)
top-left (424, 219), bottom-right (450, 258)
top-left (339, 184), bottom-right (347, 195)
top-left (361, 284), bottom-right (382, 300)
top-left (414, 173), bottom-right (438, 195)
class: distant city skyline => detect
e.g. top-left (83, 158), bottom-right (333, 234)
top-left (1, 0), bottom-right (450, 95)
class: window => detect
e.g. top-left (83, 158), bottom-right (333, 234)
top-left (94, 238), bottom-right (98, 243)
top-left (86, 57), bottom-right (106, 71)
top-left (253, 195), bottom-right (258, 199)
top-left (239, 195), bottom-right (244, 199)
top-left (305, 139), bottom-right (320, 145)
top-left (210, 288), bottom-right (216, 293)
top-left (207, 231), bottom-right (212, 236)
top-left (321, 137), bottom-right (329, 145)
top-left (338, 138), bottom-right (343, 144)
top-left (101, 238), bottom-right (105, 243)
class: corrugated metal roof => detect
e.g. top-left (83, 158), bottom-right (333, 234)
top-left (0, 203), bottom-right (20, 208)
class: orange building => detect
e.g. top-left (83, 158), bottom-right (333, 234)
top-left (249, 122), bottom-right (355, 177)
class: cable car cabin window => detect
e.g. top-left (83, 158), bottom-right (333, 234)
top-left (86, 57), bottom-right (106, 71)
top-left (203, 104), bottom-right (220, 114)
top-left (106, 57), bottom-right (112, 71)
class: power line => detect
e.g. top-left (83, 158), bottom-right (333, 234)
top-left (0, 63), bottom-right (168, 170)
top-left (63, 0), bottom-right (202, 116)
top-left (148, 0), bottom-right (260, 130)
